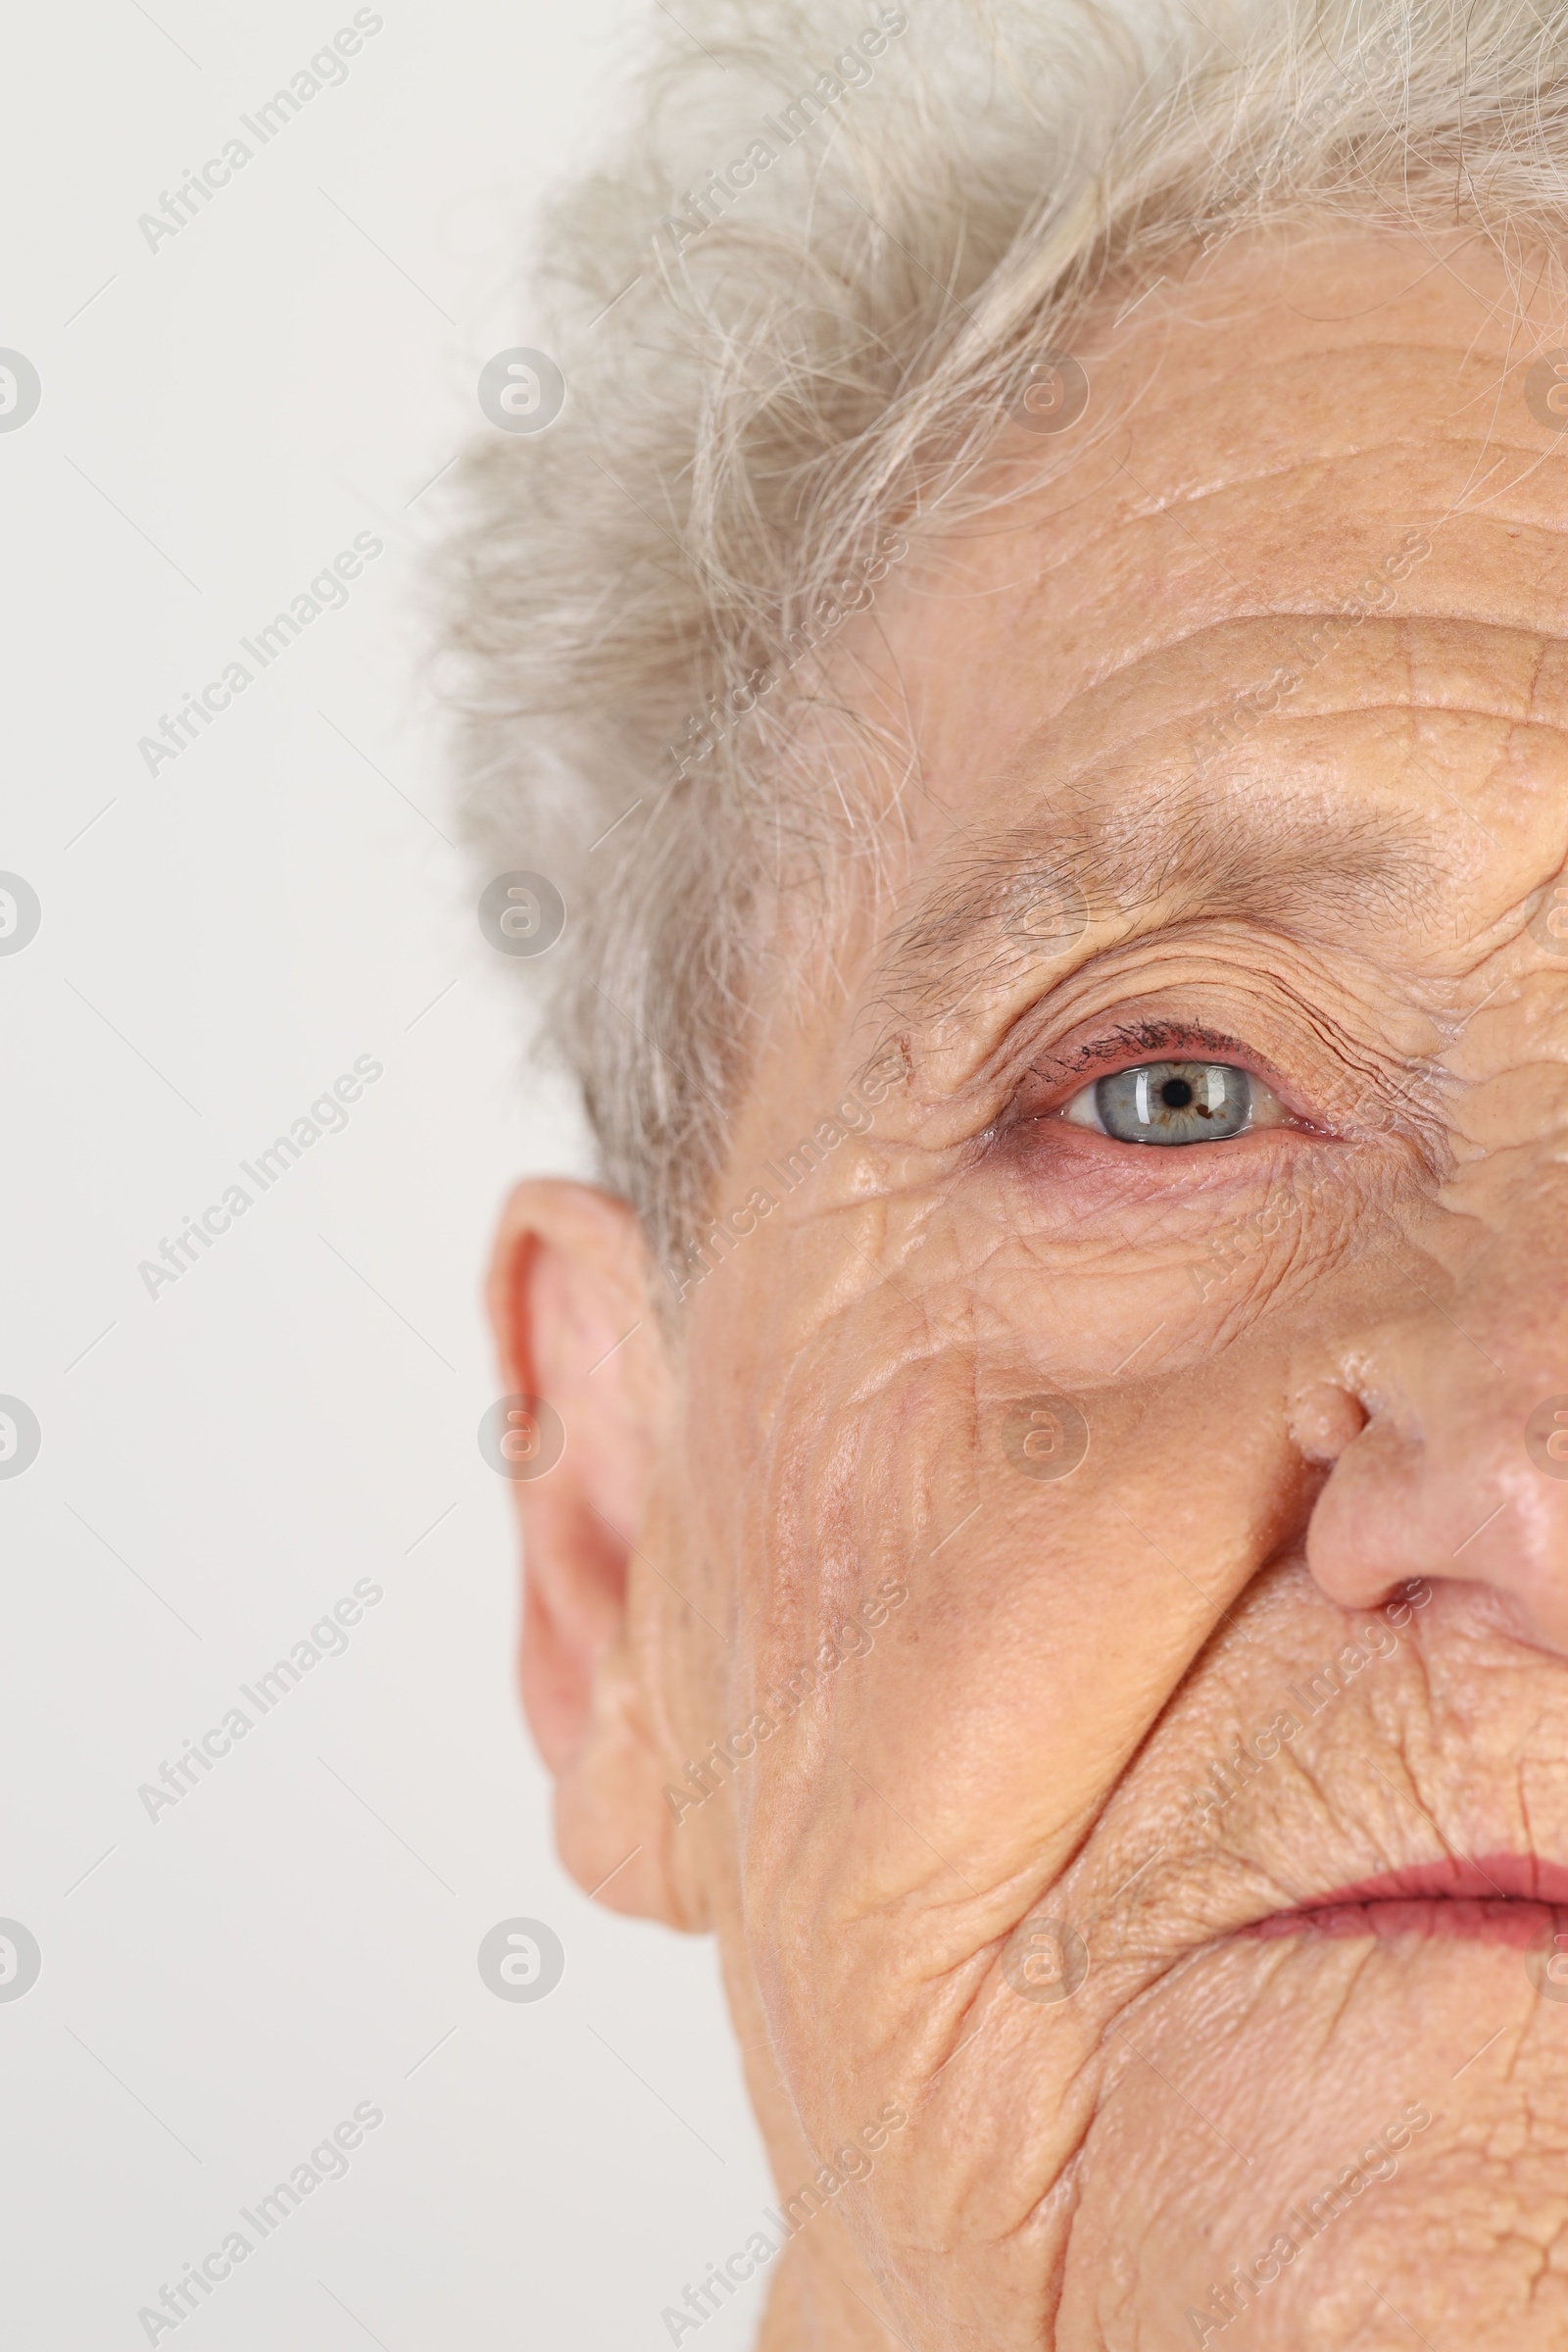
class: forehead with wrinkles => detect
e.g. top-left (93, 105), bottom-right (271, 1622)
top-left (757, 226), bottom-right (1568, 1103)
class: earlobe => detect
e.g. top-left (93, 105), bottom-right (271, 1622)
top-left (487, 1179), bottom-right (697, 1925)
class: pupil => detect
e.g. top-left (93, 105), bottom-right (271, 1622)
top-left (1158, 1078), bottom-right (1194, 1109)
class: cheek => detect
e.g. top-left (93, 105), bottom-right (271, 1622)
top-left (692, 1272), bottom-right (1309, 2337)
top-left (697, 1222), bottom-right (1298, 2152)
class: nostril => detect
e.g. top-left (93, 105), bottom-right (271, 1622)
top-left (1290, 1381), bottom-right (1369, 1464)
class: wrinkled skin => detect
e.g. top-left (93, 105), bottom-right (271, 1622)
top-left (492, 230), bottom-right (1568, 2348)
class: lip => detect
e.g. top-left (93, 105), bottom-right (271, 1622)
top-left (1243, 1854), bottom-right (1568, 1944)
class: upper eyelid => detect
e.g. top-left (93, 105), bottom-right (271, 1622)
top-left (1061, 1028), bottom-right (1246, 1072)
top-left (1036, 1026), bottom-right (1271, 1093)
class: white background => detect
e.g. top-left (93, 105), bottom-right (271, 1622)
top-left (0, 4), bottom-right (774, 2345)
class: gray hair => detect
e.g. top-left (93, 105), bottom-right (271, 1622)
top-left (443, 0), bottom-right (1568, 1275)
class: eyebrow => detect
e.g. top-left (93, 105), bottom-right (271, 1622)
top-left (873, 775), bottom-right (1431, 1018)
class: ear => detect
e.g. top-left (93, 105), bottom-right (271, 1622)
top-left (486, 1178), bottom-right (691, 1925)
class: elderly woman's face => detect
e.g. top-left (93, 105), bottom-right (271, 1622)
top-left (503, 230), bottom-right (1568, 2348)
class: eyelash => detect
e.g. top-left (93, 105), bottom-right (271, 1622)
top-left (1049, 1023), bottom-right (1265, 1089)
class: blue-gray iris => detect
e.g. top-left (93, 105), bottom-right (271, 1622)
top-left (1097, 1060), bottom-right (1251, 1145)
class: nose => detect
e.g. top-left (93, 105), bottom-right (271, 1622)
top-left (1293, 1190), bottom-right (1568, 1655)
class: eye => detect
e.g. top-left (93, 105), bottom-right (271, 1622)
top-left (1061, 1058), bottom-right (1290, 1145)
